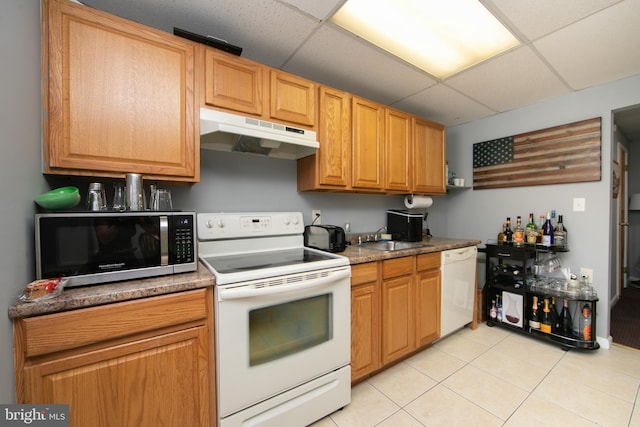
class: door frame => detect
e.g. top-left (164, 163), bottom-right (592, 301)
top-left (617, 142), bottom-right (629, 297)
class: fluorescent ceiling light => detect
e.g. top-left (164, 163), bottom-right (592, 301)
top-left (331, 0), bottom-right (520, 79)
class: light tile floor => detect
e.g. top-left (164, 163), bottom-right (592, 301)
top-left (312, 323), bottom-right (640, 427)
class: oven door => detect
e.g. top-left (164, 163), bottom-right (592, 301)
top-left (215, 265), bottom-right (351, 419)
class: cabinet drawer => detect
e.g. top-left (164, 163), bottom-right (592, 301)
top-left (351, 262), bottom-right (378, 286)
top-left (416, 252), bottom-right (440, 271)
top-left (20, 289), bottom-right (209, 357)
top-left (382, 257), bottom-right (414, 279)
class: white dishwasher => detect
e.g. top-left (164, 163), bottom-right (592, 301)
top-left (440, 246), bottom-right (478, 338)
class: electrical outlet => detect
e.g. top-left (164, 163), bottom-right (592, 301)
top-left (580, 267), bottom-right (593, 284)
top-left (312, 210), bottom-right (322, 224)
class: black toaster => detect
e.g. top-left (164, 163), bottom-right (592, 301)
top-left (304, 225), bottom-right (346, 253)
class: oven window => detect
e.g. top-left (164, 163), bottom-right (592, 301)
top-left (249, 294), bottom-right (332, 366)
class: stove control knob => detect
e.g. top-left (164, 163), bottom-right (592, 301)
top-left (217, 219), bottom-right (225, 228)
top-left (292, 216), bottom-right (299, 225)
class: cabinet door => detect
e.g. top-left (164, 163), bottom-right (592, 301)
top-left (415, 268), bottom-right (441, 346)
top-left (413, 117), bottom-right (446, 194)
top-left (297, 87), bottom-right (350, 190)
top-left (352, 97), bottom-right (384, 191)
top-left (351, 281), bottom-right (380, 383)
top-left (385, 108), bottom-right (412, 192)
top-left (23, 327), bottom-right (211, 427)
top-left (204, 48), bottom-right (264, 116)
top-left (44, 0), bottom-right (198, 181)
top-left (270, 70), bottom-right (317, 128)
top-left (381, 275), bottom-right (414, 364)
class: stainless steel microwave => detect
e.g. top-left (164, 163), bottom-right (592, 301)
top-left (35, 211), bottom-right (197, 287)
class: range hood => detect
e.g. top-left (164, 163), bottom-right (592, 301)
top-left (200, 108), bottom-right (319, 160)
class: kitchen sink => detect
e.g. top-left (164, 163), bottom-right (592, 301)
top-left (359, 241), bottom-right (431, 251)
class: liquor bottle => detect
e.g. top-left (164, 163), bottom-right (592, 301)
top-left (558, 298), bottom-right (573, 337)
top-left (529, 295), bottom-right (541, 330)
top-left (497, 223), bottom-right (506, 244)
top-left (541, 212), bottom-right (554, 247)
top-left (579, 304), bottom-right (592, 340)
top-left (540, 298), bottom-right (552, 333)
top-left (504, 217), bottom-right (513, 243)
top-left (514, 216), bottom-right (525, 246)
top-left (537, 215), bottom-right (545, 244)
top-left (496, 295), bottom-right (503, 322)
top-left (490, 300), bottom-right (497, 321)
top-left (550, 297), bottom-right (559, 333)
top-left (525, 213), bottom-right (538, 244)
top-left (553, 215), bottom-right (567, 249)
top-left (551, 209), bottom-right (557, 229)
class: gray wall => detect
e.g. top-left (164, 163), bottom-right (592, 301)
top-left (1, 0), bottom-right (46, 404)
top-left (445, 73), bottom-right (640, 348)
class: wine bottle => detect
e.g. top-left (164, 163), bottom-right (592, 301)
top-left (525, 213), bottom-right (538, 244)
top-left (558, 298), bottom-right (573, 337)
top-left (580, 304), bottom-right (592, 340)
top-left (553, 215), bottom-right (567, 249)
top-left (550, 297), bottom-right (559, 333)
top-left (540, 298), bottom-right (552, 333)
top-left (514, 216), bottom-right (525, 246)
top-left (504, 217), bottom-right (513, 243)
top-left (497, 223), bottom-right (506, 244)
top-left (497, 295), bottom-right (503, 322)
top-left (490, 300), bottom-right (497, 321)
top-left (541, 212), bottom-right (554, 247)
top-left (529, 295), bottom-right (540, 330)
top-left (537, 215), bottom-right (545, 244)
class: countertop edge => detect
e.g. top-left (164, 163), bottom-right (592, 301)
top-left (8, 237), bottom-right (480, 318)
top-left (8, 262), bottom-right (214, 319)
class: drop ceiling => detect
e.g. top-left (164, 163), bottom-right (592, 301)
top-left (79, 0), bottom-right (640, 140)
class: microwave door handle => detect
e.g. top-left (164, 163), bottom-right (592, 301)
top-left (217, 268), bottom-right (350, 301)
top-left (160, 216), bottom-right (169, 265)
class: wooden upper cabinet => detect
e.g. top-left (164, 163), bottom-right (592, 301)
top-left (297, 86), bottom-right (350, 190)
top-left (352, 97), bottom-right (385, 191)
top-left (203, 48), bottom-right (317, 129)
top-left (413, 117), bottom-right (446, 194)
top-left (43, 0), bottom-right (199, 182)
top-left (385, 108), bottom-right (412, 192)
top-left (204, 48), bottom-right (264, 116)
top-left (270, 70), bottom-right (317, 127)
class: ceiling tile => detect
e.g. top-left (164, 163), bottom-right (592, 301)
top-left (83, 0), bottom-right (319, 68)
top-left (445, 46), bottom-right (570, 112)
top-left (285, 24), bottom-right (437, 105)
top-left (485, 0), bottom-right (621, 40)
top-left (278, 0), bottom-right (344, 20)
top-left (534, 0), bottom-right (640, 90)
top-left (393, 84), bottom-right (496, 127)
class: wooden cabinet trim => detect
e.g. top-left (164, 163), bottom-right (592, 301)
top-left (417, 252), bottom-right (441, 271)
top-left (382, 256), bottom-right (415, 279)
top-left (21, 289), bottom-right (208, 358)
top-left (351, 262), bottom-right (378, 286)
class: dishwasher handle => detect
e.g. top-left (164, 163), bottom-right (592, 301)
top-left (442, 246), bottom-right (478, 264)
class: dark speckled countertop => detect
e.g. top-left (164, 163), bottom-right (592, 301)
top-left (8, 237), bottom-right (479, 319)
top-left (8, 262), bottom-right (214, 319)
top-left (342, 236), bottom-right (481, 264)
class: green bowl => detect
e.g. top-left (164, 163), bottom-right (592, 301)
top-left (35, 186), bottom-right (81, 210)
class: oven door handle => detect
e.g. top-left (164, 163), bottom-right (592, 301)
top-left (217, 267), bottom-right (350, 300)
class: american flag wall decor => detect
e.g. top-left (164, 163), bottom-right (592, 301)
top-left (472, 117), bottom-right (601, 190)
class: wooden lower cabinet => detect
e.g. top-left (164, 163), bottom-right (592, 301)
top-left (351, 253), bottom-right (441, 382)
top-left (415, 253), bottom-right (441, 346)
top-left (350, 262), bottom-right (380, 383)
top-left (14, 289), bottom-right (215, 427)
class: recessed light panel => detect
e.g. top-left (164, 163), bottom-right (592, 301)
top-left (331, 0), bottom-right (520, 79)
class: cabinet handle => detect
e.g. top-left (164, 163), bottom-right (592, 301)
top-left (497, 252), bottom-right (512, 257)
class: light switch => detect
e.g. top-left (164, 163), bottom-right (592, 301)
top-left (573, 197), bottom-right (586, 212)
